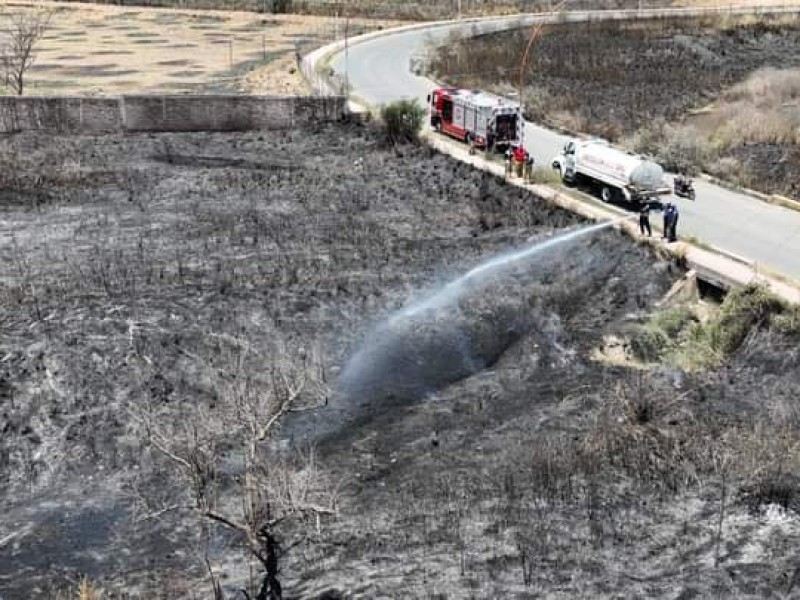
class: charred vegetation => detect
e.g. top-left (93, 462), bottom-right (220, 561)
top-left (1, 120), bottom-right (799, 597)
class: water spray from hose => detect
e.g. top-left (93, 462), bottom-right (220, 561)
top-left (338, 218), bottom-right (630, 404)
top-left (398, 218), bottom-right (623, 320)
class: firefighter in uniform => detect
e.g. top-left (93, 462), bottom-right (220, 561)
top-left (524, 151), bottom-right (535, 182)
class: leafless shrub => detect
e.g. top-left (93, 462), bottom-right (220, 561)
top-left (0, 8), bottom-right (54, 95)
top-left (705, 155), bottom-right (746, 184)
top-left (129, 341), bottom-right (337, 599)
top-left (627, 121), bottom-right (720, 175)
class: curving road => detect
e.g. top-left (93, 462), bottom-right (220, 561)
top-left (328, 9), bottom-right (800, 281)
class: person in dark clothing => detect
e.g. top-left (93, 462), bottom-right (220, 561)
top-left (524, 152), bottom-right (535, 182)
top-left (639, 202), bottom-right (652, 236)
top-left (662, 203), bottom-right (679, 242)
top-left (661, 202), bottom-right (672, 239)
top-left (667, 203), bottom-right (679, 242)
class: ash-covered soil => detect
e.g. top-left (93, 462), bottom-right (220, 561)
top-left (291, 292), bottom-right (800, 599)
top-left (1, 121), bottom-right (799, 598)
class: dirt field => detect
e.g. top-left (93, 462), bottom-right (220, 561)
top-left (9, 0), bottom-right (675, 21)
top-left (1, 120), bottom-right (800, 598)
top-left (430, 13), bottom-right (800, 196)
top-left (34, 0), bottom-right (800, 20)
top-left (0, 2), bottom-right (401, 95)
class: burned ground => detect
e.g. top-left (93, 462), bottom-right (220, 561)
top-left (288, 288), bottom-right (800, 599)
top-left (0, 121), bottom-right (798, 598)
top-left (430, 14), bottom-right (800, 195)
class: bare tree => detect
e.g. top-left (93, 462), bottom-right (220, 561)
top-left (1, 9), bottom-right (53, 96)
top-left (130, 340), bottom-right (337, 599)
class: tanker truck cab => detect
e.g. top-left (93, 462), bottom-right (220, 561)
top-left (552, 138), bottom-right (670, 205)
top-left (553, 141), bottom-right (578, 183)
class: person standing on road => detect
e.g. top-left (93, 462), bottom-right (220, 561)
top-left (524, 151), bottom-right (535, 182)
top-left (662, 202), bottom-right (673, 240)
top-left (668, 203), bottom-right (680, 242)
top-left (639, 202), bottom-right (652, 237)
top-left (512, 144), bottom-right (527, 178)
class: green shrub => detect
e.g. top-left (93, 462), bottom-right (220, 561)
top-left (629, 324), bottom-right (671, 363)
top-left (628, 286), bottom-right (788, 371)
top-left (714, 284), bottom-right (785, 355)
top-left (668, 285), bottom-right (786, 370)
top-left (653, 306), bottom-right (697, 338)
top-left (380, 99), bottom-right (425, 145)
top-left (529, 166), bottom-right (561, 185)
top-left (628, 306), bottom-right (697, 364)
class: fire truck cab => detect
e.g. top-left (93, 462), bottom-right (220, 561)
top-left (427, 87), bottom-right (522, 152)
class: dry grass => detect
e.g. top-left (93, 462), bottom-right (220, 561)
top-left (675, 0), bottom-right (800, 6)
top-left (525, 165), bottom-right (561, 185)
top-left (78, 578), bottom-right (104, 600)
top-left (708, 68), bottom-right (800, 145)
top-left (0, 2), bottom-right (403, 95)
top-left (44, 0), bottom-right (800, 20)
top-left (11, 0), bottom-right (684, 21)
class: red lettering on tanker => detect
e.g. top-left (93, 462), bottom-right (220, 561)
top-left (582, 153), bottom-right (626, 177)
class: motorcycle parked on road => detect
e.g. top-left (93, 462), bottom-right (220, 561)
top-left (674, 175), bottom-right (696, 200)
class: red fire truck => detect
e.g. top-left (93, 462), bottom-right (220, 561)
top-left (427, 87), bottom-right (523, 152)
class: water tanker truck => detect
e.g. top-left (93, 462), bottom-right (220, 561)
top-left (551, 138), bottom-right (671, 205)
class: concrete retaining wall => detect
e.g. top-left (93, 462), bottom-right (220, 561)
top-left (0, 95), bottom-right (346, 134)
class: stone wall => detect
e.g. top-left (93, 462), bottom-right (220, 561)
top-left (0, 97), bottom-right (121, 134)
top-left (0, 95), bottom-right (345, 134)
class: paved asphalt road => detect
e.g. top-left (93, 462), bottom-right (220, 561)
top-left (330, 17), bottom-right (800, 281)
